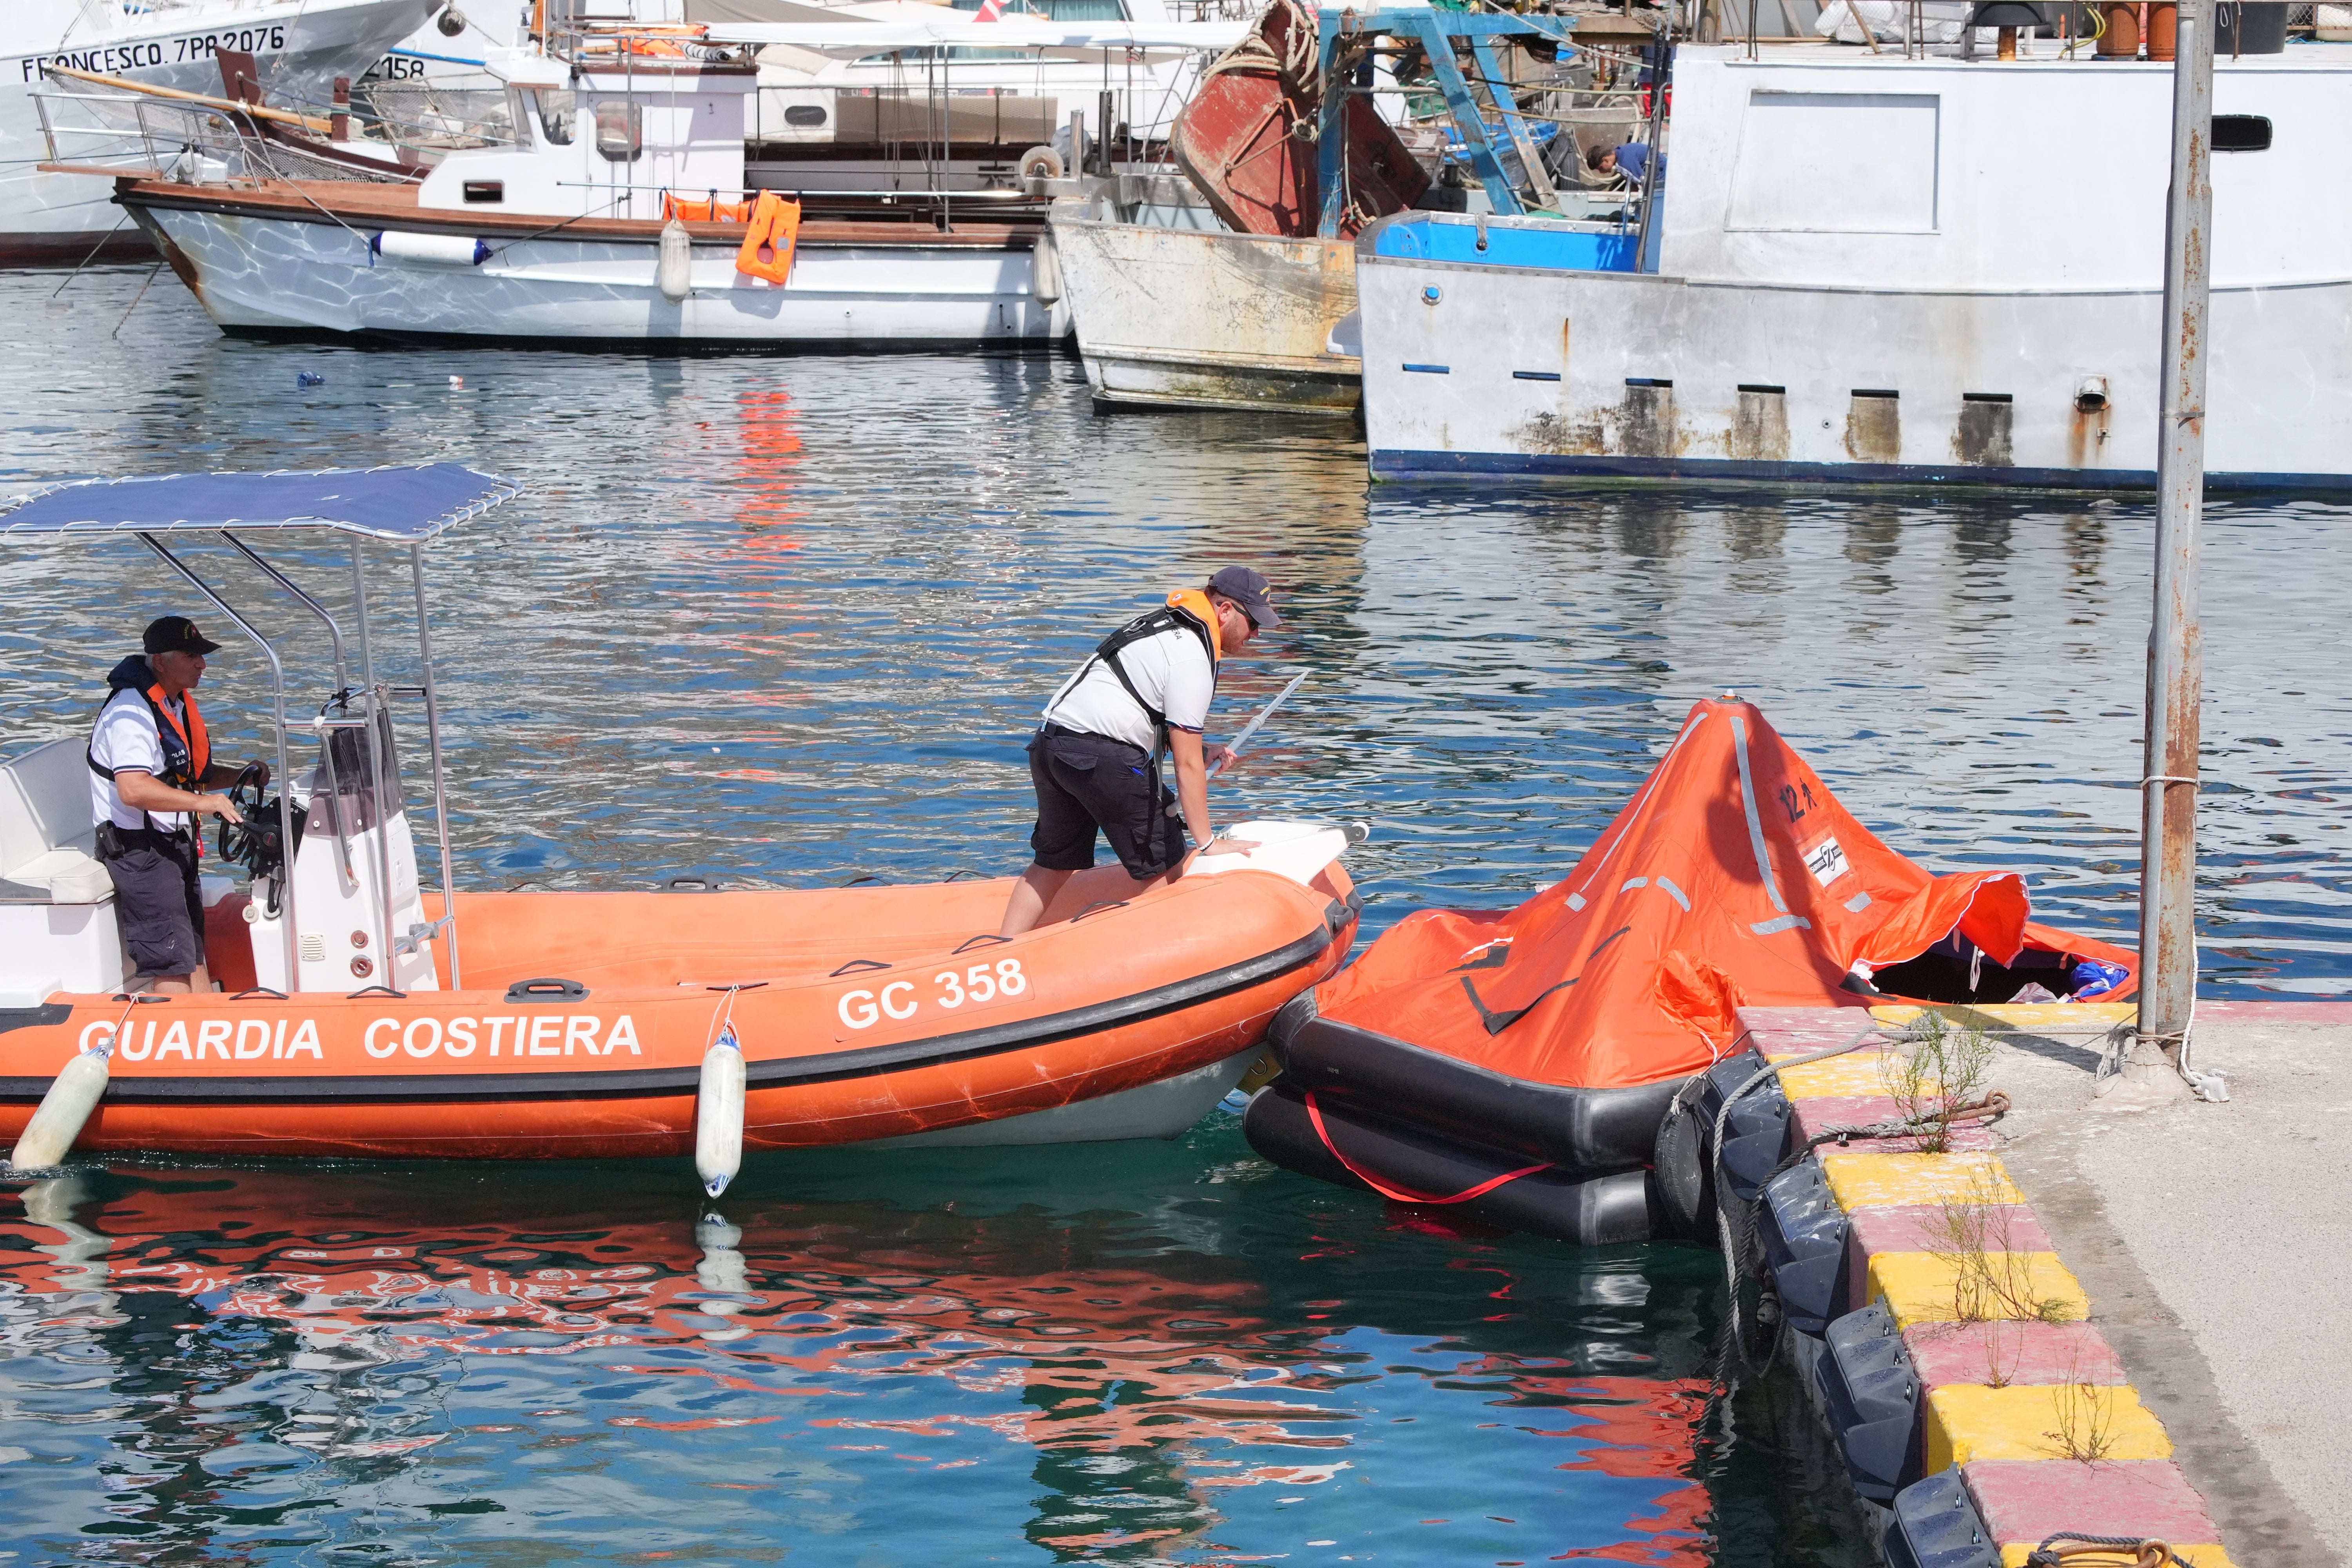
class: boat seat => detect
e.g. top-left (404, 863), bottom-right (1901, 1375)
top-left (0, 739), bottom-right (113, 905)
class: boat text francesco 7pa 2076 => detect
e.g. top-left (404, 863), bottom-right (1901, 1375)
top-left (0, 466), bottom-right (1362, 1187)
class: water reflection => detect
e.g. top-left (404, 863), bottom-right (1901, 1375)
top-left (3, 1147), bottom-right (1725, 1564)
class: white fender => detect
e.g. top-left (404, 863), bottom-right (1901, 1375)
top-left (9, 1050), bottom-right (110, 1171)
top-left (695, 1026), bottom-right (746, 1198)
top-left (1030, 223), bottom-right (1064, 307)
top-left (657, 219), bottom-right (693, 304)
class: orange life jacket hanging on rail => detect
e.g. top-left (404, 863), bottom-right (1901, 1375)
top-left (664, 191), bottom-right (755, 224)
top-left (735, 191), bottom-right (802, 285)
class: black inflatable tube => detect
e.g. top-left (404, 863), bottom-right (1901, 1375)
top-left (1243, 1084), bottom-right (1662, 1247)
top-left (1276, 1016), bottom-right (1690, 1174)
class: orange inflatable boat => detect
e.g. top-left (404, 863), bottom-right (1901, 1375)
top-left (0, 848), bottom-right (1357, 1164)
top-left (0, 466), bottom-right (1358, 1178)
top-left (1246, 697), bottom-right (2136, 1243)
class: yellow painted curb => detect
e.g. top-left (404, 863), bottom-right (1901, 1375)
top-left (1867, 1250), bottom-right (2090, 1331)
top-left (1821, 1150), bottom-right (2023, 1210)
top-left (1871, 1002), bottom-right (2137, 1030)
top-left (1776, 1052), bottom-right (1915, 1100)
top-left (2000, 1547), bottom-right (2232, 1568)
top-left (1924, 1382), bottom-right (2171, 1471)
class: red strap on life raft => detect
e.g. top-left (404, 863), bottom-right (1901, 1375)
top-left (1302, 1090), bottom-right (1551, 1206)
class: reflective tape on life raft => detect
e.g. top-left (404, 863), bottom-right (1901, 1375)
top-left (1302, 1089), bottom-right (1550, 1205)
top-left (735, 191), bottom-right (802, 285)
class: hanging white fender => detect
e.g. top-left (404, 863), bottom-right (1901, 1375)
top-left (8, 1045), bottom-right (112, 1171)
top-left (695, 1022), bottom-right (747, 1198)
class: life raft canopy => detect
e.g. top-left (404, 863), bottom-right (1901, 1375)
top-left (1245, 696), bottom-right (2139, 1244)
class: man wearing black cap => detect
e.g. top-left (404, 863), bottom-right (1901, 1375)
top-left (86, 616), bottom-right (270, 994)
top-left (998, 567), bottom-right (1280, 937)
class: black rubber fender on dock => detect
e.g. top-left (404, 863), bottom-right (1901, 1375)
top-left (1242, 1083), bottom-right (1666, 1246)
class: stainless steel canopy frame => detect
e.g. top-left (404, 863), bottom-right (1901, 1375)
top-left (0, 464), bottom-right (521, 995)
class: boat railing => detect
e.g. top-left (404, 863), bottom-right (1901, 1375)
top-left (33, 90), bottom-right (236, 180)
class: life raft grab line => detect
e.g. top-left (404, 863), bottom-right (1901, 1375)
top-left (1457, 924), bottom-right (1633, 1036)
top-left (735, 191), bottom-right (802, 285)
top-left (1302, 1089), bottom-right (1551, 1205)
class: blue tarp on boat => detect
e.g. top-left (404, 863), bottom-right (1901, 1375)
top-left (0, 465), bottom-right (519, 543)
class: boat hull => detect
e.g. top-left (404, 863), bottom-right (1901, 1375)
top-left (1056, 209), bottom-right (1360, 414)
top-left (1358, 253), bottom-right (2352, 491)
top-left (122, 185), bottom-right (1069, 348)
top-left (1, 0), bottom-right (434, 265)
top-left (0, 860), bottom-right (1358, 1160)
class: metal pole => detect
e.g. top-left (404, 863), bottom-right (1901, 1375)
top-left (137, 534), bottom-right (298, 989)
top-left (1633, 28), bottom-right (1670, 273)
top-left (347, 540), bottom-right (398, 980)
top-left (410, 545), bottom-right (462, 989)
top-left (221, 534), bottom-right (348, 692)
top-left (2138, 0), bottom-right (2213, 1075)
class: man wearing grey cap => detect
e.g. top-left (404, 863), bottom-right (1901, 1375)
top-left (997, 568), bottom-right (1279, 937)
top-left (85, 615), bottom-right (270, 994)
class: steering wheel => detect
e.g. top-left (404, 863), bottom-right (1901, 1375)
top-left (216, 762), bottom-right (272, 867)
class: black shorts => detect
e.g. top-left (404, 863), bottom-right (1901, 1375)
top-left (1026, 726), bottom-right (1191, 882)
top-left (102, 828), bottom-right (206, 979)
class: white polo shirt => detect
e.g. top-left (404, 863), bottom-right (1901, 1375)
top-left (89, 689), bottom-right (190, 832)
top-left (1042, 623), bottom-right (1216, 753)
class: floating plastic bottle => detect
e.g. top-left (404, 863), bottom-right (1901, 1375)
top-left (296, 371), bottom-right (325, 388)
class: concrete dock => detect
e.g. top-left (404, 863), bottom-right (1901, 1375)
top-left (1991, 1001), bottom-right (2352, 1568)
top-left (1746, 1000), bottom-right (2352, 1568)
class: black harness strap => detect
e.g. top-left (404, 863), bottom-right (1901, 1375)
top-left (1059, 604), bottom-right (1219, 761)
top-left (86, 682), bottom-right (200, 839)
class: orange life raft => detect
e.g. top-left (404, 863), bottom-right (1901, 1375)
top-left (1, 838), bottom-right (1357, 1162)
top-left (1245, 698), bottom-right (2135, 1242)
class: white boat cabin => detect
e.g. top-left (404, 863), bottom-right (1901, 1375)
top-left (418, 50), bottom-right (758, 220)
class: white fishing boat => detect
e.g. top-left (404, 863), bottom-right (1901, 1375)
top-left (89, 10), bottom-right (1240, 347)
top-left (5, 0), bottom-right (440, 264)
top-left (1356, 42), bottom-right (2352, 490)
top-left (1048, 1), bottom-right (1621, 416)
top-left (1051, 176), bottom-right (1361, 413)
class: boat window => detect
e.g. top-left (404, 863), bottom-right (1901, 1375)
top-left (534, 88), bottom-right (577, 146)
top-left (1728, 91), bottom-right (1939, 235)
top-left (2212, 114), bottom-right (2272, 152)
top-left (595, 99), bottom-right (642, 163)
top-left (784, 103), bottom-right (828, 127)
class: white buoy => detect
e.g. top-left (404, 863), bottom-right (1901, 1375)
top-left (695, 1023), bottom-right (746, 1198)
top-left (657, 219), bottom-right (693, 304)
top-left (9, 1048), bottom-right (110, 1171)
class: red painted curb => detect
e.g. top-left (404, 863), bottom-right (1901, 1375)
top-left (1903, 1321), bottom-right (2127, 1390)
top-left (1962, 1457), bottom-right (2221, 1546)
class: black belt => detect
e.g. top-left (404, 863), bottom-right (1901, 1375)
top-left (1037, 723), bottom-right (1148, 757)
top-left (94, 820), bottom-right (193, 860)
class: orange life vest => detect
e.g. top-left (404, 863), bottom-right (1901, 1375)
top-left (664, 192), bottom-right (755, 224)
top-left (735, 191), bottom-right (802, 285)
top-left (1071, 589), bottom-right (1224, 756)
top-left (87, 669), bottom-right (210, 835)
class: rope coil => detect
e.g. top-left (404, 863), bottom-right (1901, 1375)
top-left (2026, 1535), bottom-right (2189, 1568)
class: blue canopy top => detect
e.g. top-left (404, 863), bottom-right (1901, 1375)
top-left (0, 464), bottom-right (519, 543)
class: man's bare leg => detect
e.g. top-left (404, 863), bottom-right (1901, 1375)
top-left (998, 864), bottom-right (1078, 938)
top-left (141, 963), bottom-right (211, 996)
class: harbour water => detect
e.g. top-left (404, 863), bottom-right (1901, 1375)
top-left (2, 267), bottom-right (2349, 1564)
